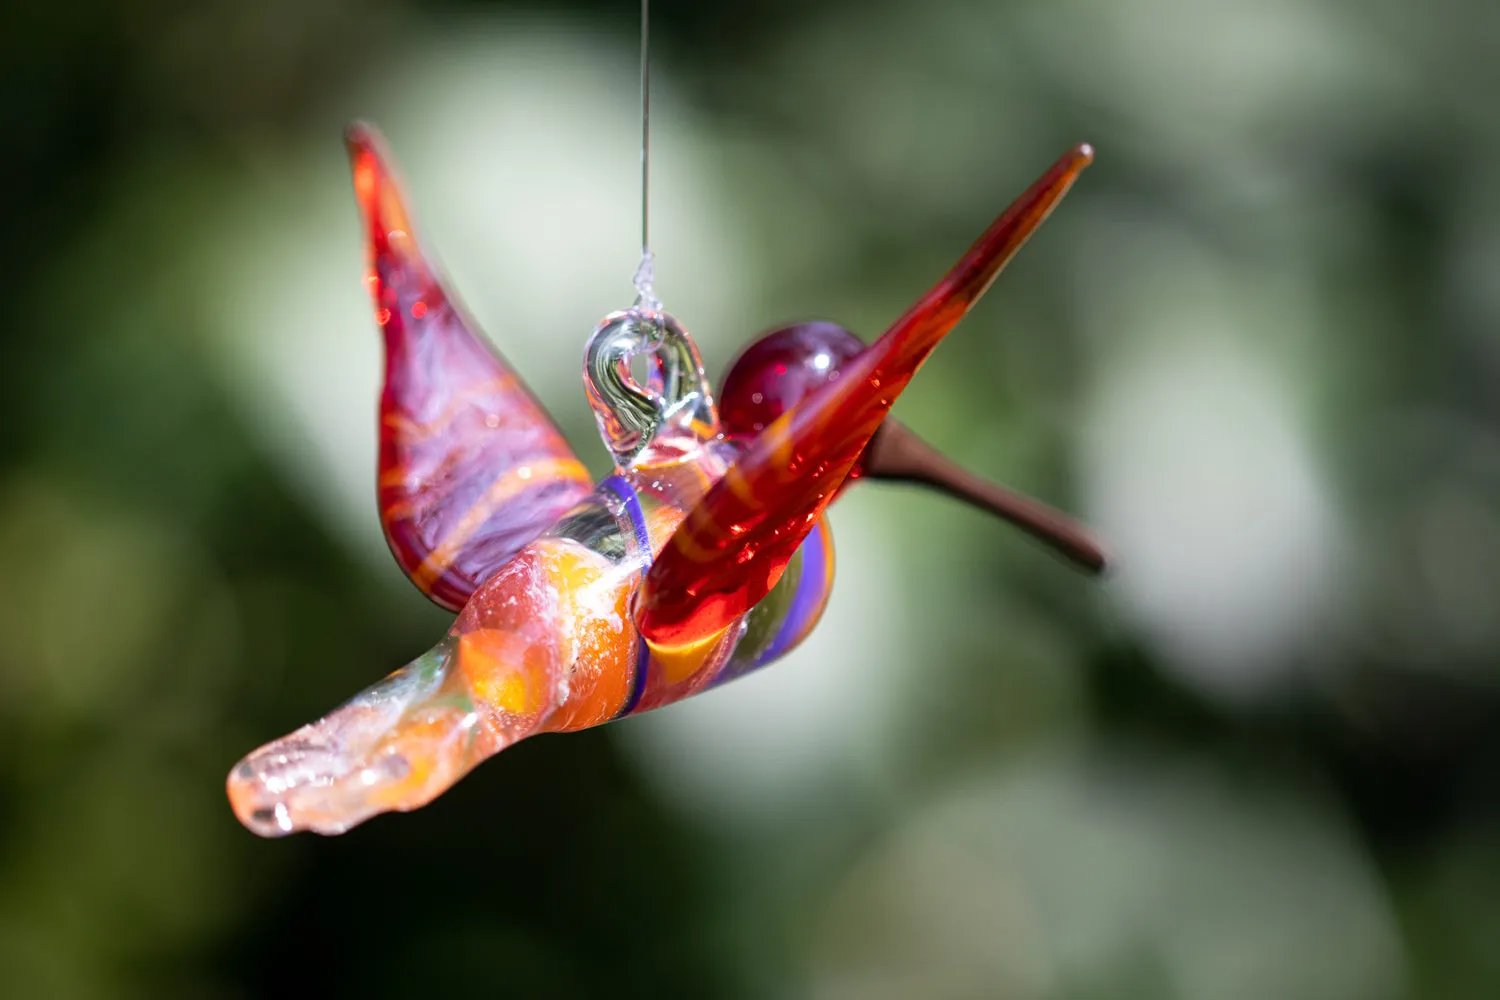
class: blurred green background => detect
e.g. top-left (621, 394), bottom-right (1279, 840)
top-left (5, 0), bottom-right (1500, 996)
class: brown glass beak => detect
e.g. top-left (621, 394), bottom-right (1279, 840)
top-left (863, 420), bottom-right (1108, 575)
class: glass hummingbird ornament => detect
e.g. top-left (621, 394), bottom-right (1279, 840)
top-left (226, 124), bottom-right (1105, 837)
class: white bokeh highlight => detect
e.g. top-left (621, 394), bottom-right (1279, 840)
top-left (807, 748), bottom-right (1407, 1000)
top-left (1077, 248), bottom-right (1345, 699)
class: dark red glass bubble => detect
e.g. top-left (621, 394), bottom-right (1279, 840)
top-left (718, 322), bottom-right (867, 438)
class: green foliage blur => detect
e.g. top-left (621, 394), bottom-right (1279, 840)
top-left (4, 0), bottom-right (1500, 997)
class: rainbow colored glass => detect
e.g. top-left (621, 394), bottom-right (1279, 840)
top-left (226, 124), bottom-right (1094, 836)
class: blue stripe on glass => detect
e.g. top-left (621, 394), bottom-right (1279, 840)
top-left (759, 522), bottom-right (826, 666)
top-left (601, 475), bottom-right (652, 718)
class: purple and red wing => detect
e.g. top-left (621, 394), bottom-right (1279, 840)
top-left (636, 145), bottom-right (1094, 646)
top-left (348, 124), bottom-right (592, 610)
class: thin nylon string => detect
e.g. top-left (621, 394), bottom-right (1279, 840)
top-left (632, 0), bottom-right (661, 310)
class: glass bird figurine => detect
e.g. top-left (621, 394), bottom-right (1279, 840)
top-left (226, 124), bottom-right (1105, 836)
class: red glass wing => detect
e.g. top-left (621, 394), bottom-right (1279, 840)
top-left (636, 145), bottom-right (1094, 646)
top-left (348, 124), bottom-right (592, 611)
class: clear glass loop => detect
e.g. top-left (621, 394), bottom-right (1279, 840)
top-left (583, 308), bottom-right (718, 466)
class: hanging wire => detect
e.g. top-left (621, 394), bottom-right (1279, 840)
top-left (631, 0), bottom-right (662, 310)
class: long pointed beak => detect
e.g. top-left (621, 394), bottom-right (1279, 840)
top-left (863, 420), bottom-right (1108, 575)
